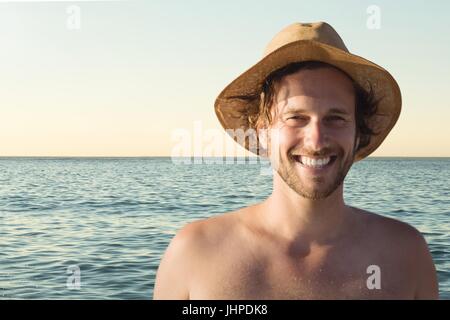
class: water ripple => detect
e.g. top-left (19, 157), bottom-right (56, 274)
top-left (0, 157), bottom-right (448, 299)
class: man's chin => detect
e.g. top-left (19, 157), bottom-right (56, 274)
top-left (291, 181), bottom-right (340, 200)
top-left (285, 163), bottom-right (345, 200)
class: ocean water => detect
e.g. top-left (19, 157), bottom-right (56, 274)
top-left (0, 157), bottom-right (448, 299)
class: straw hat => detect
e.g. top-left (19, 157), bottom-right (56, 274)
top-left (214, 22), bottom-right (401, 161)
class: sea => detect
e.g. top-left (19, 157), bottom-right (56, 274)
top-left (0, 157), bottom-right (448, 299)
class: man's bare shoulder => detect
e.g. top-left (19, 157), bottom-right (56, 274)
top-left (153, 208), bottom-right (252, 299)
top-left (173, 206), bottom-right (253, 249)
top-left (352, 207), bottom-right (438, 299)
top-left (354, 207), bottom-right (424, 243)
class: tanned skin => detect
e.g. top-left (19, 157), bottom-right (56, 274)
top-left (153, 67), bottom-right (439, 300)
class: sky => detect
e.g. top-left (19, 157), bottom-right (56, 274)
top-left (0, 0), bottom-right (449, 157)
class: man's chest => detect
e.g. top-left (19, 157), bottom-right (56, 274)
top-left (189, 244), bottom-right (415, 299)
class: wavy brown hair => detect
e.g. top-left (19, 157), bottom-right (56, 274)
top-left (248, 61), bottom-right (381, 153)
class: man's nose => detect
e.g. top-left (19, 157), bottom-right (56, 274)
top-left (303, 120), bottom-right (328, 150)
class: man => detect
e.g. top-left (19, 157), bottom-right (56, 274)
top-left (154, 22), bottom-right (438, 299)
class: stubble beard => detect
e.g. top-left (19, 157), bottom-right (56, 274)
top-left (275, 147), bottom-right (356, 200)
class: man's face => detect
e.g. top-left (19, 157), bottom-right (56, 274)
top-left (266, 67), bottom-right (359, 199)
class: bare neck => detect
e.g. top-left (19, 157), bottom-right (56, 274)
top-left (259, 171), bottom-right (353, 245)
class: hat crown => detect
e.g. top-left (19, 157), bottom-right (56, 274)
top-left (215, 21), bottom-right (401, 161)
top-left (264, 22), bottom-right (349, 56)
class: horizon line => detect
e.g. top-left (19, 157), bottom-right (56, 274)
top-left (0, 156), bottom-right (449, 159)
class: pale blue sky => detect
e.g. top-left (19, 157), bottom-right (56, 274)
top-left (1, 0), bottom-right (449, 156)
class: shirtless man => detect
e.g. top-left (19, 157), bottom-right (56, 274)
top-left (153, 22), bottom-right (439, 299)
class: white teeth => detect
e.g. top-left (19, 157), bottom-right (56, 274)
top-left (300, 156), bottom-right (331, 168)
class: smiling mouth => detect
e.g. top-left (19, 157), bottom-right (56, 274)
top-left (291, 155), bottom-right (337, 169)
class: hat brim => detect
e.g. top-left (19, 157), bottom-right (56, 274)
top-left (214, 40), bottom-right (402, 162)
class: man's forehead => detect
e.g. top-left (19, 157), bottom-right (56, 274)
top-left (282, 102), bottom-right (352, 115)
top-left (273, 68), bottom-right (356, 111)
top-left (277, 68), bottom-right (353, 92)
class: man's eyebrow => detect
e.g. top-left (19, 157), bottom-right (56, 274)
top-left (327, 108), bottom-right (351, 115)
top-left (283, 106), bottom-right (351, 115)
top-left (283, 107), bottom-right (308, 114)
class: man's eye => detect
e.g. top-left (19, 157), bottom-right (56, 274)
top-left (327, 116), bottom-right (346, 121)
top-left (284, 116), bottom-right (308, 127)
top-left (287, 116), bottom-right (307, 121)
